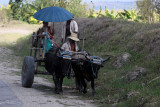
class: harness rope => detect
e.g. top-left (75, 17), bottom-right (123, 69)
top-left (58, 51), bottom-right (104, 78)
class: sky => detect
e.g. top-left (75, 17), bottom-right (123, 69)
top-left (0, 0), bottom-right (137, 5)
top-left (83, 0), bottom-right (136, 2)
top-left (83, 0), bottom-right (137, 10)
top-left (0, 0), bottom-right (137, 10)
top-left (0, 0), bottom-right (9, 6)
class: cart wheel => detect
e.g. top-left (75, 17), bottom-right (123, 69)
top-left (22, 56), bottom-right (35, 88)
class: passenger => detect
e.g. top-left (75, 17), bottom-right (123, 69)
top-left (61, 33), bottom-right (80, 78)
top-left (40, 22), bottom-right (54, 40)
top-left (61, 33), bottom-right (79, 52)
top-left (61, 18), bottom-right (78, 43)
top-left (40, 22), bottom-right (59, 53)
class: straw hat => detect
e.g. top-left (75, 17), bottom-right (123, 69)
top-left (68, 33), bottom-right (80, 41)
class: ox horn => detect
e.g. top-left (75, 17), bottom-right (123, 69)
top-left (103, 57), bottom-right (111, 63)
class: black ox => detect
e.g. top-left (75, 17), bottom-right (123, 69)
top-left (71, 52), bottom-right (109, 95)
top-left (45, 47), bottom-right (71, 94)
top-left (45, 48), bottom-right (109, 95)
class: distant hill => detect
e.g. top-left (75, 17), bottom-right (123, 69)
top-left (93, 1), bottom-right (137, 10)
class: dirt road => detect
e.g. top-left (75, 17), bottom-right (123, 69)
top-left (0, 25), bottom-right (95, 107)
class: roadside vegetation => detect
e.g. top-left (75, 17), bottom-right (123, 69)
top-left (76, 18), bottom-right (160, 106)
top-left (1, 0), bottom-right (160, 106)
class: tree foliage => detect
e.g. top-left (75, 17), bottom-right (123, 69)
top-left (88, 1), bottom-right (96, 18)
top-left (136, 0), bottom-right (160, 23)
top-left (88, 4), bottom-right (140, 22)
top-left (66, 0), bottom-right (88, 17)
top-left (0, 4), bottom-right (12, 24)
top-left (5, 0), bottom-right (88, 24)
top-left (9, 0), bottom-right (23, 19)
top-left (104, 6), bottom-right (117, 19)
top-left (155, 0), bottom-right (160, 13)
top-left (117, 8), bottom-right (141, 21)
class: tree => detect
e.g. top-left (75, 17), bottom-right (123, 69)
top-left (155, 0), bottom-right (160, 13)
top-left (0, 4), bottom-right (12, 24)
top-left (58, 0), bottom-right (68, 8)
top-left (9, 0), bottom-right (23, 19)
top-left (6, 0), bottom-right (88, 23)
top-left (30, 0), bottom-right (88, 17)
top-left (66, 0), bottom-right (88, 17)
top-left (136, 0), bottom-right (160, 23)
top-left (15, 0), bottom-right (23, 2)
top-left (9, 0), bottom-right (12, 4)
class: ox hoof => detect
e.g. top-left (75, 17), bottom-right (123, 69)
top-left (59, 91), bottom-right (63, 95)
top-left (55, 88), bottom-right (59, 94)
top-left (83, 90), bottom-right (87, 94)
top-left (55, 89), bottom-right (63, 94)
top-left (79, 89), bottom-right (83, 93)
top-left (92, 91), bottom-right (96, 96)
top-left (59, 89), bottom-right (63, 93)
top-left (55, 90), bottom-right (59, 94)
top-left (59, 89), bottom-right (63, 92)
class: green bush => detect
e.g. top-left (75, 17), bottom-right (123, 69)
top-left (104, 6), bottom-right (117, 19)
top-left (117, 8), bottom-right (141, 21)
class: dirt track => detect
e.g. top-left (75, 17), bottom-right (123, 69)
top-left (0, 26), bottom-right (95, 107)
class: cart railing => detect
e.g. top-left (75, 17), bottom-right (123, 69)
top-left (30, 32), bottom-right (48, 74)
top-left (30, 32), bottom-right (47, 59)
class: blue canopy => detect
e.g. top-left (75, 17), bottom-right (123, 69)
top-left (33, 6), bottom-right (73, 22)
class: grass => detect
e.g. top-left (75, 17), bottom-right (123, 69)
top-left (0, 42), bottom-right (11, 47)
top-left (75, 18), bottom-right (160, 106)
top-left (0, 20), bottom-right (40, 31)
top-left (0, 20), bottom-right (40, 48)
top-left (3, 18), bottom-right (160, 106)
top-left (0, 33), bottom-right (25, 43)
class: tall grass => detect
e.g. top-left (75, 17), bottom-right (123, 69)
top-left (13, 35), bottom-right (31, 58)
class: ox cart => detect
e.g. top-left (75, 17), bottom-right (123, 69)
top-left (21, 7), bottom-right (109, 94)
top-left (21, 26), bottom-right (111, 95)
top-left (21, 32), bottom-right (105, 88)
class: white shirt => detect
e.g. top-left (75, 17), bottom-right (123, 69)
top-left (61, 20), bottom-right (78, 43)
top-left (61, 40), bottom-right (79, 52)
